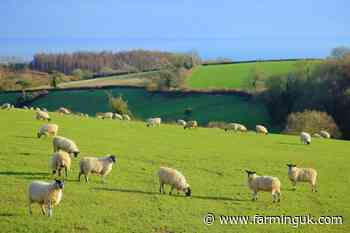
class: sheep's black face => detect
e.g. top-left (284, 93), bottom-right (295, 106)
top-left (185, 187), bottom-right (192, 197)
top-left (287, 164), bottom-right (297, 168)
top-left (245, 170), bottom-right (256, 178)
top-left (110, 155), bottom-right (117, 163)
top-left (73, 151), bottom-right (79, 157)
top-left (37, 133), bottom-right (41, 138)
top-left (55, 179), bottom-right (64, 189)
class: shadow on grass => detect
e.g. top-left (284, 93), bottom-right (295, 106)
top-left (13, 136), bottom-right (37, 139)
top-left (0, 171), bottom-right (50, 180)
top-left (0, 213), bottom-right (18, 217)
top-left (191, 195), bottom-right (246, 202)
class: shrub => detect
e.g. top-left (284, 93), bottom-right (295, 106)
top-left (284, 110), bottom-right (341, 138)
top-left (106, 91), bottom-right (132, 116)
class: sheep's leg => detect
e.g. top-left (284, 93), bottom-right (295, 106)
top-left (58, 168), bottom-right (61, 177)
top-left (41, 204), bottom-right (46, 216)
top-left (47, 201), bottom-right (52, 217)
top-left (277, 191), bottom-right (281, 202)
top-left (84, 175), bottom-right (89, 183)
top-left (312, 182), bottom-right (317, 192)
top-left (78, 172), bottom-right (82, 182)
top-left (101, 175), bottom-right (106, 184)
top-left (272, 191), bottom-right (277, 203)
top-left (292, 181), bottom-right (297, 190)
top-left (64, 167), bottom-right (68, 179)
top-left (159, 182), bottom-right (163, 194)
top-left (169, 185), bottom-right (175, 195)
top-left (252, 192), bottom-right (257, 201)
top-left (28, 201), bottom-right (33, 215)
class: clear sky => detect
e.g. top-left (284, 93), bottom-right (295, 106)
top-left (0, 0), bottom-right (349, 60)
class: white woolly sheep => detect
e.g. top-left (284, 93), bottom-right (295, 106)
top-left (184, 120), bottom-right (198, 129)
top-left (37, 124), bottom-right (59, 138)
top-left (58, 107), bottom-right (71, 115)
top-left (1, 103), bottom-right (13, 110)
top-left (237, 124), bottom-right (247, 132)
top-left (245, 170), bottom-right (281, 202)
top-left (102, 112), bottom-right (114, 119)
top-left (320, 130), bottom-right (330, 139)
top-left (158, 167), bottom-right (191, 196)
top-left (300, 132), bottom-right (311, 145)
top-left (35, 107), bottom-right (41, 111)
top-left (256, 125), bottom-right (268, 135)
top-left (78, 155), bottom-right (117, 183)
top-left (313, 133), bottom-right (322, 138)
top-left (53, 136), bottom-right (80, 157)
top-left (36, 110), bottom-right (51, 121)
top-left (147, 117), bottom-right (161, 127)
top-left (123, 114), bottom-right (131, 120)
top-left (51, 151), bottom-right (78, 179)
top-left (287, 164), bottom-right (317, 192)
top-left (113, 113), bottom-right (123, 120)
top-left (177, 119), bottom-right (187, 126)
top-left (28, 179), bottom-right (64, 217)
top-left (224, 123), bottom-right (239, 132)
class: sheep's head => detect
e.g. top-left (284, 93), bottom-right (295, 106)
top-left (245, 170), bottom-right (256, 178)
top-left (109, 155), bottom-right (117, 163)
top-left (287, 164), bottom-right (297, 172)
top-left (185, 187), bottom-right (192, 197)
top-left (54, 179), bottom-right (64, 189)
top-left (37, 132), bottom-right (42, 138)
top-left (73, 151), bottom-right (80, 157)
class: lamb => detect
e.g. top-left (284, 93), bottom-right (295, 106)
top-left (286, 164), bottom-right (317, 192)
top-left (28, 179), bottom-right (64, 217)
top-left (78, 155), bottom-right (117, 183)
top-left (123, 114), bottom-right (131, 120)
top-left (36, 110), bottom-right (51, 121)
top-left (113, 113), bottom-right (123, 120)
top-left (147, 117), bottom-right (161, 127)
top-left (102, 112), bottom-right (114, 119)
top-left (256, 125), bottom-right (268, 135)
top-left (320, 130), bottom-right (330, 139)
top-left (158, 167), bottom-right (191, 196)
top-left (58, 107), bottom-right (71, 115)
top-left (177, 119), bottom-right (187, 126)
top-left (51, 151), bottom-right (78, 179)
top-left (37, 124), bottom-right (59, 138)
top-left (53, 136), bottom-right (79, 157)
top-left (245, 170), bottom-right (281, 202)
top-left (1, 103), bottom-right (13, 110)
top-left (300, 132), bottom-right (311, 145)
top-left (224, 123), bottom-right (239, 132)
top-left (313, 133), bottom-right (322, 138)
top-left (184, 120), bottom-right (198, 129)
top-left (237, 124), bottom-right (247, 132)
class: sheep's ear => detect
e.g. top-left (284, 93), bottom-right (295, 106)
top-left (245, 170), bottom-right (249, 173)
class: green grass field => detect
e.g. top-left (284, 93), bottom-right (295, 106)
top-left (186, 61), bottom-right (317, 89)
top-left (0, 87), bottom-right (271, 129)
top-left (0, 109), bottom-right (349, 233)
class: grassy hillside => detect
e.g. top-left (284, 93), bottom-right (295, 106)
top-left (0, 88), bottom-right (271, 129)
top-left (0, 109), bottom-right (349, 233)
top-left (186, 61), bottom-right (317, 89)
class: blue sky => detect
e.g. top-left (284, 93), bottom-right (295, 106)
top-left (0, 0), bottom-right (349, 59)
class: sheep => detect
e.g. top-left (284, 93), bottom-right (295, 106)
top-left (158, 167), bottom-right (191, 196)
top-left (58, 107), bottom-right (71, 115)
top-left (23, 106), bottom-right (29, 110)
top-left (28, 179), bottom-right (64, 217)
top-left (313, 133), bottom-right (322, 138)
top-left (101, 112), bottom-right (114, 119)
top-left (184, 120), bottom-right (198, 129)
top-left (53, 136), bottom-right (79, 157)
top-left (113, 113), bottom-right (123, 120)
top-left (320, 130), bottom-right (330, 139)
top-left (123, 114), bottom-right (131, 121)
top-left (286, 164), bottom-right (317, 192)
top-left (300, 132), bottom-right (311, 145)
top-left (237, 124), bottom-right (247, 132)
top-left (245, 170), bottom-right (281, 202)
top-left (36, 110), bottom-right (51, 121)
top-left (51, 151), bottom-right (78, 179)
top-left (1, 103), bottom-right (13, 110)
top-left (37, 124), bottom-right (58, 138)
top-left (177, 119), bottom-right (187, 126)
top-left (224, 123), bottom-right (239, 132)
top-left (35, 107), bottom-right (41, 111)
top-left (147, 117), bottom-right (161, 127)
top-left (78, 155), bottom-right (117, 183)
top-left (256, 125), bottom-right (268, 135)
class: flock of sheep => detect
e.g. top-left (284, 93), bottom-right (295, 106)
top-left (1, 103), bottom-right (331, 217)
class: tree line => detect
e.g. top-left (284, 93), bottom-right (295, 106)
top-left (30, 50), bottom-right (200, 75)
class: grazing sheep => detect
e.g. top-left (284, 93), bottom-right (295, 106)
top-left (58, 107), bottom-right (71, 115)
top-left (147, 117), bottom-right (161, 127)
top-left (37, 124), bottom-right (58, 138)
top-left (51, 151), bottom-right (78, 179)
top-left (313, 133), bottom-right (322, 138)
top-left (320, 130), bottom-right (330, 139)
top-left (35, 107), bottom-right (41, 111)
top-left (1, 103), bottom-right (13, 110)
top-left (123, 114), bottom-right (131, 120)
top-left (300, 132), bottom-right (311, 145)
top-left (184, 120), bottom-right (198, 129)
top-left (224, 123), bottom-right (239, 132)
top-left (177, 119), bottom-right (187, 126)
top-left (28, 179), bottom-right (64, 217)
top-left (23, 106), bottom-right (29, 110)
top-left (36, 110), bottom-right (51, 121)
top-left (256, 125), bottom-right (268, 135)
top-left (287, 164), bottom-right (317, 192)
top-left (78, 155), bottom-right (117, 183)
top-left (237, 124), bottom-right (247, 132)
top-left (53, 136), bottom-right (79, 157)
top-left (158, 167), bottom-right (191, 196)
top-left (103, 112), bottom-right (114, 119)
top-left (113, 113), bottom-right (123, 120)
top-left (245, 170), bottom-right (281, 202)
